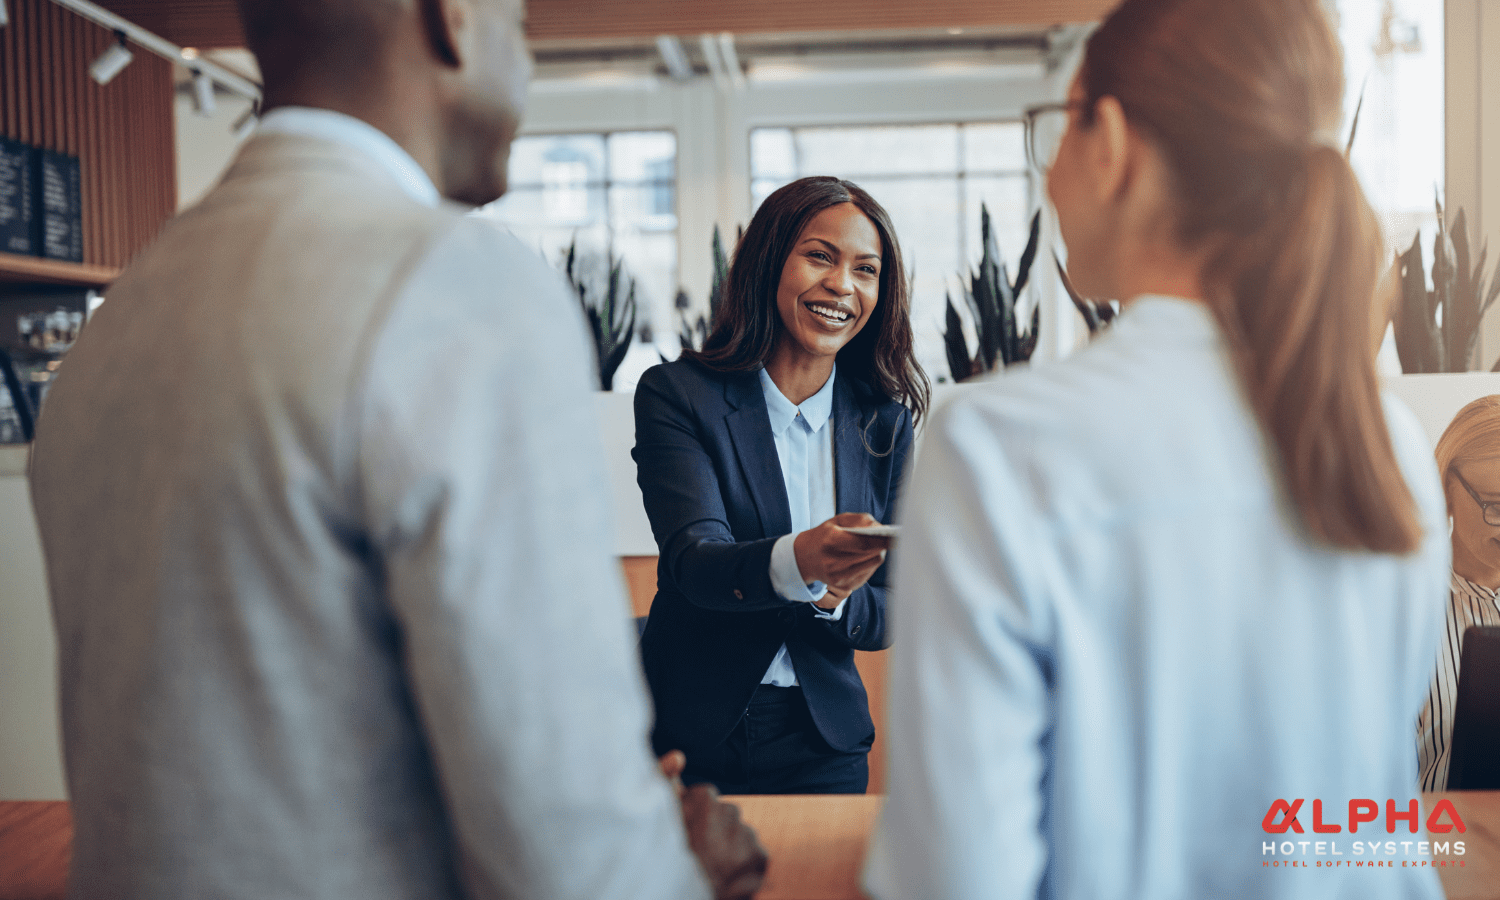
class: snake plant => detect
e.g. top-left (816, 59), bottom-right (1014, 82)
top-left (677, 224), bottom-right (735, 354)
top-left (563, 238), bottom-right (638, 390)
top-left (1392, 195), bottom-right (1500, 374)
top-left (943, 205), bottom-right (1041, 381)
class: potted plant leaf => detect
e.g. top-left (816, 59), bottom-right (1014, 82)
top-left (942, 205), bottom-right (1041, 381)
top-left (1391, 195), bottom-right (1500, 374)
top-left (1055, 252), bottom-right (1118, 336)
top-left (563, 238), bottom-right (638, 390)
top-left (675, 223), bottom-right (741, 356)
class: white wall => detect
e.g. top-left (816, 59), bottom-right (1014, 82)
top-left (0, 463), bottom-right (66, 800)
top-left (175, 91), bottom-right (255, 212)
top-left (1447, 0), bottom-right (1500, 369)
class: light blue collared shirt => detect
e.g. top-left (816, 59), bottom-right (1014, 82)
top-left (760, 366), bottom-right (845, 687)
top-left (864, 296), bottom-right (1450, 900)
top-left (256, 107), bottom-right (441, 209)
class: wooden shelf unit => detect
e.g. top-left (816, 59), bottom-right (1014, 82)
top-left (0, 253), bottom-right (118, 288)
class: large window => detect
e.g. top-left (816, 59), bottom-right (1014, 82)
top-left (478, 130), bottom-right (678, 389)
top-left (751, 122), bottom-right (1036, 381)
top-left (1336, 0), bottom-right (1443, 256)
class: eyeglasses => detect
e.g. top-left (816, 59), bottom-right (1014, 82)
top-left (1453, 468), bottom-right (1500, 526)
top-left (1023, 100), bottom-right (1087, 174)
top-left (1023, 101), bottom-right (1075, 174)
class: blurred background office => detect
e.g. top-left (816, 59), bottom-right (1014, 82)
top-left (173, 0), bottom-right (1451, 388)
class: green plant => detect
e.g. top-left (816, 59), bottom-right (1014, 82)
top-left (1392, 195), bottom-right (1500, 374)
top-left (943, 206), bottom-right (1041, 381)
top-left (563, 238), bottom-right (638, 390)
top-left (677, 224), bottom-right (737, 354)
top-left (1054, 252), bottom-right (1118, 335)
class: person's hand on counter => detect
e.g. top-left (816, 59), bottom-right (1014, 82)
top-left (681, 782), bottom-right (769, 900)
top-left (794, 512), bottom-right (891, 610)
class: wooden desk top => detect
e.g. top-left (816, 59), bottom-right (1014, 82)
top-left (4, 792), bottom-right (1497, 900)
top-left (0, 802), bottom-right (70, 900)
top-left (725, 794), bottom-right (882, 900)
top-left (1426, 792), bottom-right (1500, 900)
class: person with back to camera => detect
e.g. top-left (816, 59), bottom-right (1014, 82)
top-left (1418, 395), bottom-right (1500, 790)
top-left (864, 0), bottom-right (1451, 897)
top-left (27, 0), bottom-right (766, 897)
top-left (632, 175), bottom-right (929, 794)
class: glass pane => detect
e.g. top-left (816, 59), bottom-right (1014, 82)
top-left (750, 128), bottom-right (796, 179)
top-left (608, 131), bottom-right (677, 183)
top-left (851, 177), bottom-right (962, 384)
top-left (484, 184), bottom-right (607, 230)
top-left (963, 122), bottom-right (1027, 172)
top-left (751, 177), bottom-right (792, 214)
top-left (609, 229), bottom-right (679, 335)
top-left (1335, 0), bottom-right (1443, 256)
top-left (507, 134), bottom-right (606, 189)
top-left (793, 124), bottom-right (959, 177)
top-left (609, 184), bottom-right (677, 232)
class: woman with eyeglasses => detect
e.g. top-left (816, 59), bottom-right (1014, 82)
top-left (1418, 396), bottom-right (1500, 791)
top-left (864, 0), bottom-right (1450, 897)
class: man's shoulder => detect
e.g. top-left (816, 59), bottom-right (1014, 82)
top-left (389, 216), bottom-right (569, 331)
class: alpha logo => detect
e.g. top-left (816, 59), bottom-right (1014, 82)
top-left (1262, 799), bottom-right (1466, 835)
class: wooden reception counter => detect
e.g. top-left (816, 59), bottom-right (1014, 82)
top-left (4, 793), bottom-right (1499, 900)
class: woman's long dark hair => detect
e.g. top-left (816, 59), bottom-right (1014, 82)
top-left (1081, 0), bottom-right (1420, 554)
top-left (684, 176), bottom-right (930, 426)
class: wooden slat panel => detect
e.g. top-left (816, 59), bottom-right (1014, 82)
top-left (92, 0), bottom-right (1115, 49)
top-left (0, 0), bottom-right (176, 271)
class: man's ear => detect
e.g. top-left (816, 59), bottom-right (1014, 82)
top-left (1090, 94), bottom-right (1132, 204)
top-left (418, 0), bottom-right (462, 68)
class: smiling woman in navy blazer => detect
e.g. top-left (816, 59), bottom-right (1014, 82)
top-left (633, 176), bottom-right (929, 794)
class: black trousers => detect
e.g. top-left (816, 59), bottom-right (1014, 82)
top-left (681, 684), bottom-right (869, 794)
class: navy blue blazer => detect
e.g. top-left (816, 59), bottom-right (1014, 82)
top-left (632, 358), bottom-right (913, 759)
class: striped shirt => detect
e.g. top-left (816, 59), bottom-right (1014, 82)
top-left (1417, 570), bottom-right (1500, 791)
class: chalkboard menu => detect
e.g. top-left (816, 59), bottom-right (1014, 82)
top-left (0, 139), bottom-right (36, 256)
top-left (39, 149), bottom-right (83, 263)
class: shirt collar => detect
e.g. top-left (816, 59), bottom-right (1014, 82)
top-left (758, 365), bottom-right (836, 435)
top-left (1112, 294), bottom-right (1221, 345)
top-left (1453, 569), bottom-right (1499, 601)
top-left (256, 107), bottom-right (441, 208)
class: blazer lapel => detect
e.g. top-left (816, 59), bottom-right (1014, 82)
top-left (724, 372), bottom-right (793, 538)
top-left (833, 376), bottom-right (874, 516)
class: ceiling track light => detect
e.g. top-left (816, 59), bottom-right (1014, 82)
top-left (190, 68), bottom-right (216, 116)
top-left (717, 33), bottom-right (746, 89)
top-left (89, 30), bottom-right (133, 85)
top-left (655, 35), bottom-right (693, 81)
top-left (698, 33), bottom-right (726, 87)
top-left (48, 0), bottom-right (261, 104)
top-left (231, 101), bottom-right (258, 138)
